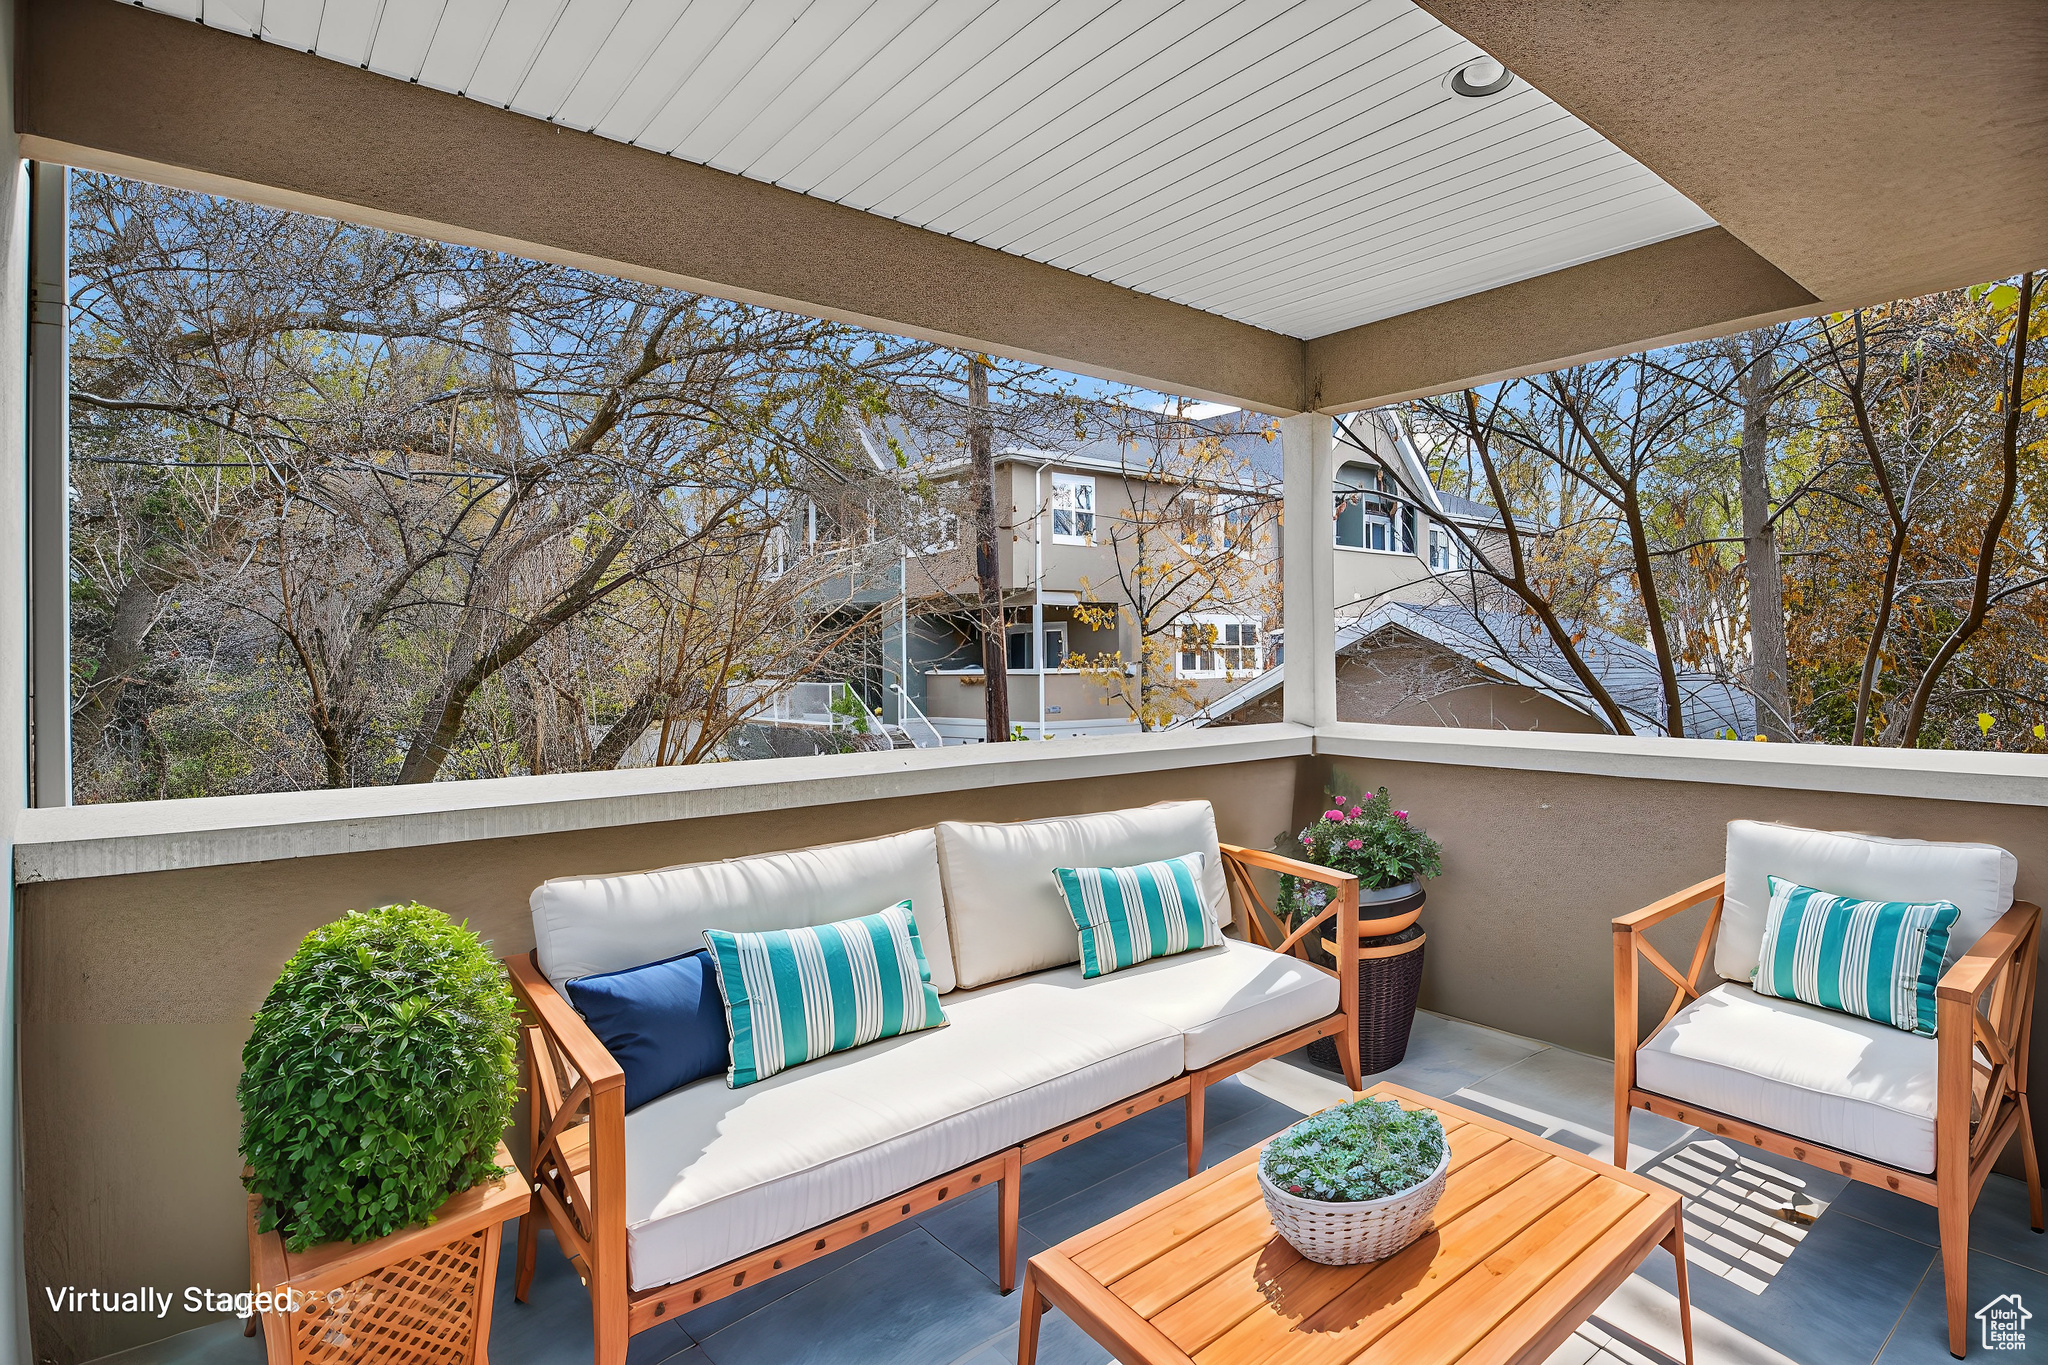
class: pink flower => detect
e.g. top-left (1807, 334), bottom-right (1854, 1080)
top-left (1346, 839), bottom-right (1363, 850)
top-left (1288, 1185), bottom-right (1303, 1194)
top-left (1348, 807), bottom-right (1362, 818)
top-left (1394, 810), bottom-right (1409, 822)
top-left (1299, 833), bottom-right (1312, 846)
top-left (1324, 809), bottom-right (1345, 822)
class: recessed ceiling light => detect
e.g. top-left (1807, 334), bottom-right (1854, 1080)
top-left (1451, 56), bottom-right (1512, 98)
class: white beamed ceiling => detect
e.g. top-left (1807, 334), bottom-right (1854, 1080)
top-left (143, 0), bottom-right (1715, 340)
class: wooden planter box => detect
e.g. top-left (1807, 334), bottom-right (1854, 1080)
top-left (247, 1140), bottom-right (529, 1365)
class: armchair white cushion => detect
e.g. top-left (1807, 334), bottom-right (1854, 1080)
top-left (1636, 982), bottom-right (1938, 1172)
top-left (1717, 821), bottom-right (2016, 984)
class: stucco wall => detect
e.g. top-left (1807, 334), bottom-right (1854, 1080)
top-left (17, 756), bottom-right (1299, 1364)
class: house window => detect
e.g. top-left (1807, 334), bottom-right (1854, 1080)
top-left (1334, 463), bottom-right (1396, 551)
top-left (1006, 624), bottom-right (1069, 670)
top-left (1180, 494), bottom-right (1260, 556)
top-left (1428, 525), bottom-right (1463, 571)
top-left (1052, 472), bottom-right (1095, 543)
top-left (1177, 619), bottom-right (1261, 677)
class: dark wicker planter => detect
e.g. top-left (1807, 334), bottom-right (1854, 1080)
top-left (1308, 920), bottom-right (1427, 1077)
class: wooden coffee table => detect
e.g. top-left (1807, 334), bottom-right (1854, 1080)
top-left (1017, 1081), bottom-right (1691, 1365)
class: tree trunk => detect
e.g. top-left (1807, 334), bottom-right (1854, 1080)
top-left (1735, 341), bottom-right (1793, 740)
top-left (589, 686), bottom-right (662, 770)
top-left (969, 355), bottom-right (1010, 741)
top-left (72, 564), bottom-right (172, 749)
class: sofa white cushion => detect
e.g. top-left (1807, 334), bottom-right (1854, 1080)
top-left (533, 828), bottom-right (955, 994)
top-left (621, 978), bottom-right (1183, 1290)
top-left (1017, 938), bottom-right (1337, 1070)
top-left (937, 801), bottom-right (1229, 990)
top-left (1636, 982), bottom-right (1938, 1172)
top-left (1718, 821), bottom-right (2016, 984)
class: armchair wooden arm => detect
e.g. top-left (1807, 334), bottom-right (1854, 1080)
top-left (1612, 875), bottom-right (1724, 1167)
top-left (505, 952), bottom-right (630, 1365)
top-left (1935, 902), bottom-right (2042, 1195)
top-left (1217, 842), bottom-right (1359, 951)
top-left (1217, 843), bottom-right (1363, 1089)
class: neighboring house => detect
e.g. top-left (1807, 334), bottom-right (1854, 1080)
top-left (905, 411), bottom-right (1285, 741)
top-left (762, 408), bottom-right (1286, 743)
top-left (768, 405), bottom-right (1755, 743)
top-left (1188, 601), bottom-right (1756, 737)
top-left (1329, 408), bottom-right (1530, 614)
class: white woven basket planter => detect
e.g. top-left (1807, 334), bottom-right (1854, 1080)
top-left (1258, 1146), bottom-right (1452, 1265)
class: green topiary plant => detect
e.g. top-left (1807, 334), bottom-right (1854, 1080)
top-left (240, 902), bottom-right (520, 1251)
top-left (1260, 1096), bottom-right (1447, 1203)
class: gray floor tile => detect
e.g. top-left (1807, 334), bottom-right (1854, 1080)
top-left (673, 1219), bottom-right (922, 1339)
top-left (495, 1225), bottom-right (698, 1365)
top-left (920, 1181), bottom-right (1052, 1286)
top-left (690, 1228), bottom-right (1017, 1365)
top-left (87, 1318), bottom-right (265, 1365)
top-left (1351, 1010), bottom-right (1549, 1095)
top-left (1880, 1245), bottom-right (2048, 1362)
top-left (1455, 1045), bottom-right (1693, 1168)
top-left (1011, 1099), bottom-right (1188, 1209)
top-left (1837, 1170), bottom-right (2048, 1274)
top-left (949, 1308), bottom-right (1114, 1365)
top-left (1633, 1193), bottom-right (1934, 1365)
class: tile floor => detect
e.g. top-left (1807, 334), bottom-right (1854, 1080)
top-left (102, 1011), bottom-right (2048, 1365)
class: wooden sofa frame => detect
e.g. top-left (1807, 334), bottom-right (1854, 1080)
top-left (503, 841), bottom-right (1366, 1365)
top-left (1615, 875), bottom-right (2046, 1359)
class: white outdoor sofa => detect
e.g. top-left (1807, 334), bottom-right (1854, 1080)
top-left (504, 800), bottom-right (1368, 1365)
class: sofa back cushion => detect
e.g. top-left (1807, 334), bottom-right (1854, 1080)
top-left (1718, 820), bottom-right (2016, 984)
top-left (937, 801), bottom-right (1228, 989)
top-left (532, 827), bottom-right (954, 993)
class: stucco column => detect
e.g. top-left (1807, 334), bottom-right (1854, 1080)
top-left (1281, 412), bottom-right (1337, 727)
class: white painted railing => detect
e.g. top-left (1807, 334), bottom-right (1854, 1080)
top-left (891, 684), bottom-right (945, 749)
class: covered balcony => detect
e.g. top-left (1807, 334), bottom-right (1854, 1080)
top-left (0, 5), bottom-right (2040, 1365)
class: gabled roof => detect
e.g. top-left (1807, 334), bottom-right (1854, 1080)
top-left (1180, 600), bottom-right (1756, 739)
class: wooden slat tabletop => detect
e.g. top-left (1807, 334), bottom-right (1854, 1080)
top-left (1023, 1081), bottom-right (1687, 1365)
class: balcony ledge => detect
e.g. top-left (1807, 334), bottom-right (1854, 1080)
top-left (17, 721), bottom-right (2048, 885)
top-left (12, 724), bottom-right (1313, 884)
top-left (1320, 722), bottom-right (2048, 807)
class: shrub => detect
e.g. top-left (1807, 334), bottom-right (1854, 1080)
top-left (240, 902), bottom-right (520, 1250)
top-left (1260, 1096), bottom-right (1447, 1202)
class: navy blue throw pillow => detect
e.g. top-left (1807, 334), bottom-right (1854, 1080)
top-left (565, 950), bottom-right (730, 1112)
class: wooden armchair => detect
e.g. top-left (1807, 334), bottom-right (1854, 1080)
top-left (1616, 873), bottom-right (2044, 1358)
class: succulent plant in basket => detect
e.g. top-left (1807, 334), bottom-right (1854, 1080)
top-left (1258, 1096), bottom-right (1450, 1265)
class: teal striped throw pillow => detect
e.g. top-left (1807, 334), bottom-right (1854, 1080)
top-left (701, 901), bottom-right (947, 1087)
top-left (1752, 875), bottom-right (1960, 1036)
top-left (1052, 852), bottom-right (1220, 978)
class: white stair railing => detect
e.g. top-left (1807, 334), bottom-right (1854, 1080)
top-left (891, 684), bottom-right (945, 749)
